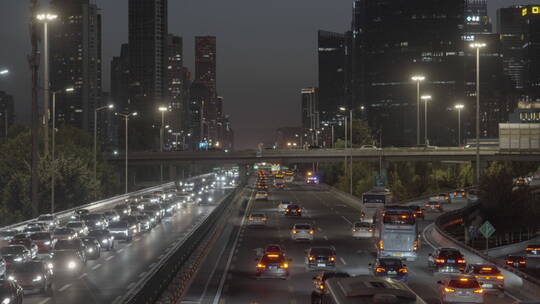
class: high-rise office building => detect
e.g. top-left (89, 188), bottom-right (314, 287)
top-left (318, 30), bottom-right (346, 124)
top-left (354, 0), bottom-right (465, 146)
top-left (0, 91), bottom-right (14, 138)
top-left (497, 6), bottom-right (527, 91)
top-left (195, 36), bottom-right (217, 96)
top-left (128, 0), bottom-right (168, 109)
top-left (464, 0), bottom-right (491, 34)
top-left (50, 0), bottom-right (102, 132)
top-left (301, 87), bottom-right (319, 146)
top-left (521, 6), bottom-right (540, 101)
top-left (111, 43), bottom-right (130, 111)
top-left (167, 34), bottom-right (187, 132)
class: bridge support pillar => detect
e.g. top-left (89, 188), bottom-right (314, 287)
top-left (169, 165), bottom-right (177, 181)
top-left (472, 160), bottom-right (489, 183)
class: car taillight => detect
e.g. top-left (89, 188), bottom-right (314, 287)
top-left (453, 192), bottom-right (457, 196)
top-left (292, 230), bottom-right (297, 234)
top-left (248, 217), bottom-right (253, 221)
top-left (473, 289), bottom-right (484, 294)
top-left (461, 192), bottom-right (465, 196)
top-left (262, 218), bottom-right (267, 221)
top-left (496, 275), bottom-right (504, 280)
top-left (458, 259), bottom-right (466, 264)
top-left (257, 263), bottom-right (266, 268)
top-left (281, 263), bottom-right (289, 269)
top-left (435, 258), bottom-right (445, 264)
top-left (368, 229), bottom-right (373, 232)
top-left (519, 260), bottom-right (526, 264)
top-left (329, 256), bottom-right (336, 262)
top-left (309, 256), bottom-right (315, 261)
top-left (378, 240), bottom-right (384, 250)
top-left (444, 287), bottom-right (456, 293)
top-left (318, 284), bottom-right (325, 290)
top-left (352, 228), bottom-right (357, 232)
top-left (286, 209), bottom-right (290, 212)
top-left (361, 212), bottom-right (365, 217)
top-left (309, 230), bottom-right (314, 235)
top-left (297, 209), bottom-right (302, 212)
top-left (506, 260), bottom-right (513, 264)
top-left (399, 268), bottom-right (408, 273)
top-left (375, 267), bottom-right (385, 273)
top-left (413, 240), bottom-right (418, 251)
top-left (445, 197), bottom-right (449, 200)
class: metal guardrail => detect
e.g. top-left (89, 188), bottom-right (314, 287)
top-left (1, 173), bottom-right (214, 232)
top-left (119, 185), bottom-right (244, 304)
top-left (435, 205), bottom-right (540, 294)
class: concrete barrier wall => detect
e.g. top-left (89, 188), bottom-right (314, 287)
top-left (488, 236), bottom-right (540, 258)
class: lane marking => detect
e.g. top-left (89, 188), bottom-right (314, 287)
top-left (126, 243), bottom-right (133, 247)
top-left (105, 255), bottom-right (115, 261)
top-left (340, 257), bottom-right (347, 265)
top-left (58, 283), bottom-right (72, 292)
top-left (422, 223), bottom-right (437, 250)
top-left (126, 282), bottom-right (136, 290)
top-left (138, 271), bottom-right (147, 278)
top-left (37, 298), bottom-right (51, 304)
top-left (92, 263), bottom-right (102, 270)
top-left (117, 248), bottom-right (125, 253)
top-left (78, 273), bottom-right (87, 279)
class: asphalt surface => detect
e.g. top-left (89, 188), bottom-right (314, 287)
top-left (20, 187), bottom-right (230, 304)
top-left (183, 181), bottom-right (535, 304)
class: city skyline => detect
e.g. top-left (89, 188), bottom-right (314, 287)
top-left (0, 0), bottom-right (537, 148)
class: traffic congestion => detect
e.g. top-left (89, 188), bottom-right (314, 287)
top-left (0, 170), bottom-right (238, 303)
top-left (207, 164), bottom-right (534, 304)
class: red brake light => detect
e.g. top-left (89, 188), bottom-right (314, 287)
top-left (435, 258), bottom-right (445, 264)
top-left (309, 230), bottom-right (314, 235)
top-left (519, 260), bottom-right (526, 264)
top-left (473, 289), bottom-right (484, 294)
top-left (458, 259), bottom-right (466, 264)
top-left (375, 267), bottom-right (385, 273)
top-left (399, 268), bottom-right (408, 273)
top-left (378, 240), bottom-right (384, 250)
top-left (309, 256), bottom-right (314, 261)
top-left (267, 254), bottom-right (279, 258)
top-left (297, 209), bottom-right (302, 212)
top-left (281, 263), bottom-right (289, 269)
top-left (257, 263), bottom-right (266, 268)
top-left (329, 256), bottom-right (336, 262)
top-left (444, 287), bottom-right (456, 293)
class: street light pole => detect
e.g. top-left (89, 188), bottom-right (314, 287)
top-left (158, 106), bottom-right (168, 182)
top-left (471, 42), bottom-right (486, 184)
top-left (421, 95), bottom-right (432, 145)
top-left (349, 109), bottom-right (353, 195)
top-left (412, 75), bottom-right (425, 146)
top-left (117, 112), bottom-right (138, 193)
top-left (94, 104), bottom-right (114, 195)
top-left (37, 13), bottom-right (58, 156)
top-left (454, 104), bottom-right (464, 146)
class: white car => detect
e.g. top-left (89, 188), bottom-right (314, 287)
top-left (359, 145), bottom-right (380, 150)
top-left (450, 190), bottom-right (468, 203)
top-left (36, 214), bottom-right (59, 229)
top-left (255, 191), bottom-right (269, 200)
top-left (352, 221), bottom-right (374, 239)
top-left (0, 257), bottom-right (5, 278)
top-left (291, 223), bottom-right (314, 241)
top-left (438, 276), bottom-right (484, 304)
top-left (247, 213), bottom-right (268, 227)
top-left (278, 201), bottom-right (292, 212)
top-left (65, 221), bottom-right (89, 236)
top-left (429, 193), bottom-right (451, 204)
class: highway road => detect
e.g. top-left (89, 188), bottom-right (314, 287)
top-left (183, 181), bottom-right (536, 304)
top-left (19, 187), bottom-right (230, 304)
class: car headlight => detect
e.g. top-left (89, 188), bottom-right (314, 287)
top-left (87, 248), bottom-right (94, 253)
top-left (101, 239), bottom-right (108, 244)
top-left (7, 276), bottom-right (15, 281)
top-left (13, 257), bottom-right (23, 262)
top-left (96, 221), bottom-right (102, 226)
top-left (156, 212), bottom-right (160, 216)
top-left (47, 263), bottom-right (54, 269)
top-left (2, 297), bottom-right (11, 304)
top-left (68, 261), bottom-right (77, 269)
top-left (33, 275), bottom-right (42, 282)
top-left (44, 241), bottom-right (51, 245)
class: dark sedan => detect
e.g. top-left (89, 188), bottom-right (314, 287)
top-left (0, 279), bottom-right (23, 304)
top-left (80, 237), bottom-right (101, 260)
top-left (6, 261), bottom-right (53, 295)
top-left (87, 229), bottom-right (115, 251)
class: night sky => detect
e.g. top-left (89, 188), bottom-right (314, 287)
top-left (0, 0), bottom-right (536, 149)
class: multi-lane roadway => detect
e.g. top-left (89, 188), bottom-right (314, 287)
top-left (183, 181), bottom-right (537, 304)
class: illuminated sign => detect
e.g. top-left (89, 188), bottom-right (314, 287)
top-left (466, 16), bottom-right (480, 23)
top-left (462, 35), bottom-right (475, 42)
top-left (522, 6), bottom-right (540, 16)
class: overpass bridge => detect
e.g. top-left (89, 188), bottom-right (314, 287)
top-left (107, 147), bottom-right (540, 165)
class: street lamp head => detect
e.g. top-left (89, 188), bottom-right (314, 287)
top-left (158, 106), bottom-right (168, 112)
top-left (411, 75), bottom-right (425, 82)
top-left (455, 104), bottom-right (465, 110)
top-left (339, 106), bottom-right (347, 111)
top-left (132, 112), bottom-right (138, 117)
top-left (360, 106), bottom-right (365, 110)
top-left (470, 42), bottom-right (486, 48)
top-left (421, 95), bottom-right (432, 101)
top-left (64, 87), bottom-right (75, 93)
top-left (37, 13), bottom-right (58, 21)
top-left (108, 104), bottom-right (115, 109)
top-left (0, 69), bottom-right (9, 75)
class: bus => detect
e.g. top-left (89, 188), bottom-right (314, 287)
top-left (376, 206), bottom-right (419, 261)
top-left (360, 187), bottom-right (393, 223)
top-left (317, 275), bottom-right (427, 304)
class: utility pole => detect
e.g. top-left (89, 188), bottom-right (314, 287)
top-left (29, 0), bottom-right (40, 217)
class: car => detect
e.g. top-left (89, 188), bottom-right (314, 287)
top-left (8, 238), bottom-right (38, 260)
top-left (428, 248), bottom-right (467, 273)
top-left (0, 257), bottom-right (5, 278)
top-left (255, 191), bottom-right (269, 200)
top-left (467, 189), bottom-right (481, 203)
top-left (162, 202), bottom-right (177, 216)
top-left (351, 221), bottom-right (374, 239)
top-left (65, 221), bottom-right (89, 236)
top-left (450, 190), bottom-right (468, 203)
top-left (0, 230), bottom-right (19, 247)
top-left (129, 201), bottom-right (145, 213)
top-left (53, 239), bottom-right (86, 263)
top-left (6, 261), bottom-right (53, 295)
top-left (51, 250), bottom-right (85, 274)
top-left (52, 227), bottom-right (78, 240)
top-left (70, 208), bottom-right (90, 220)
top-left (108, 221), bottom-right (134, 242)
top-left (291, 223), bottom-right (314, 241)
top-left (0, 279), bottom-right (24, 304)
top-left (438, 276), bottom-right (485, 304)
top-left (424, 201), bottom-right (443, 212)
top-left (311, 271), bottom-right (351, 303)
top-left (81, 214), bottom-right (108, 230)
top-left (526, 244), bottom-right (540, 258)
top-left (430, 193), bottom-right (451, 204)
top-left (505, 255), bottom-right (526, 269)
top-left (143, 204), bottom-right (164, 221)
top-left (134, 215), bottom-right (152, 231)
top-left (463, 264), bottom-right (504, 295)
top-left (80, 237), bottom-right (101, 260)
top-left (408, 205), bottom-right (425, 219)
top-left (114, 204), bottom-right (131, 216)
top-left (124, 216), bottom-right (142, 234)
top-left (141, 211), bottom-right (159, 228)
top-left (0, 246), bottom-right (32, 265)
top-left (370, 258), bottom-right (409, 281)
top-left (277, 201), bottom-right (293, 212)
top-left (140, 194), bottom-right (161, 203)
top-left (255, 252), bottom-right (291, 280)
top-left (247, 213), bottom-right (268, 227)
top-left (359, 144), bottom-right (380, 150)
top-left (28, 232), bottom-right (55, 254)
top-left (87, 229), bottom-right (115, 251)
top-left (306, 247), bottom-right (336, 270)
top-left (23, 223), bottom-right (47, 234)
top-left (285, 204), bottom-right (302, 216)
top-left (103, 210), bottom-right (120, 223)
top-left (263, 244), bottom-right (286, 256)
top-left (36, 214), bottom-right (59, 229)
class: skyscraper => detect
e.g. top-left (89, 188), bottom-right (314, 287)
top-left (0, 91), bottom-right (14, 138)
top-left (301, 87), bottom-right (319, 146)
top-left (497, 6), bottom-right (527, 91)
top-left (49, 0), bottom-right (102, 132)
top-left (111, 43), bottom-right (130, 111)
top-left (128, 0), bottom-right (168, 109)
top-left (167, 34), bottom-right (187, 132)
top-left (464, 0), bottom-right (492, 34)
top-left (318, 30), bottom-right (346, 124)
top-left (195, 36), bottom-right (217, 96)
